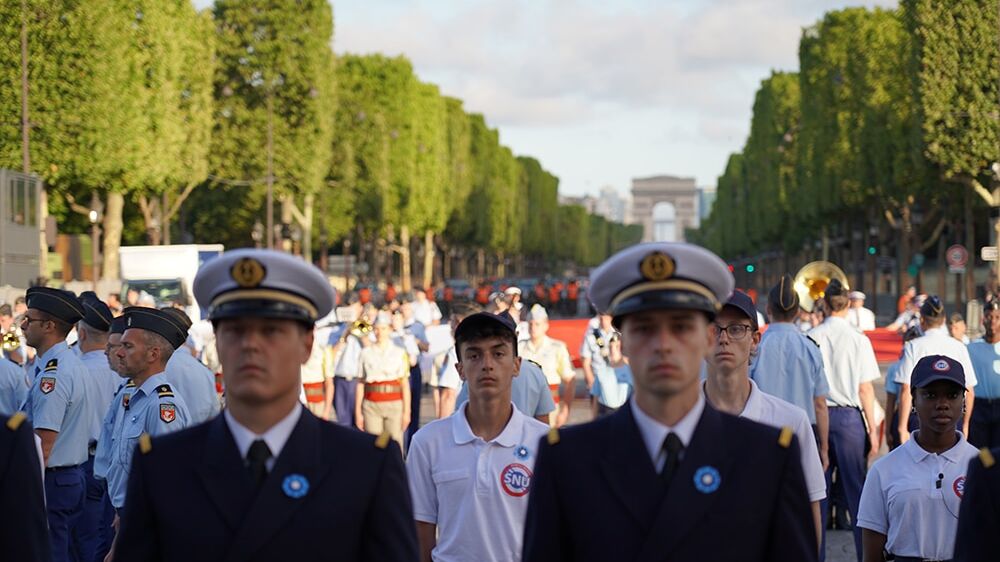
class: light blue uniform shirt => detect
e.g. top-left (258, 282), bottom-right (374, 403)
top-left (967, 340), bottom-right (1000, 399)
top-left (94, 379), bottom-right (134, 481)
top-left (456, 360), bottom-right (556, 418)
top-left (20, 341), bottom-right (92, 467)
top-left (751, 322), bottom-right (829, 424)
top-left (884, 362), bottom-right (901, 396)
top-left (329, 324), bottom-right (364, 379)
top-left (165, 350), bottom-right (220, 424)
top-left (107, 372), bottom-right (190, 508)
top-left (79, 350), bottom-right (122, 442)
top-left (0, 358), bottom-right (28, 416)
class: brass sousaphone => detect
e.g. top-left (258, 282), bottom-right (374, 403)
top-left (793, 261), bottom-right (849, 313)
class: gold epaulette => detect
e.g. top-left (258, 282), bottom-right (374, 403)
top-left (980, 447), bottom-right (996, 469)
top-left (375, 429), bottom-right (391, 449)
top-left (778, 426), bottom-right (794, 448)
top-left (155, 384), bottom-right (174, 398)
top-left (139, 433), bottom-right (152, 454)
top-left (5, 411), bottom-right (27, 431)
top-left (547, 427), bottom-right (560, 445)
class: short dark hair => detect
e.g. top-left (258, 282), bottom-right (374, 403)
top-left (456, 323), bottom-right (518, 361)
top-left (0, 304), bottom-right (11, 317)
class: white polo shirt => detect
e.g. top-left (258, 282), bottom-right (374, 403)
top-left (857, 432), bottom-right (978, 560)
top-left (894, 326), bottom-right (978, 389)
top-left (407, 402), bottom-right (549, 562)
top-left (733, 379), bottom-right (827, 502)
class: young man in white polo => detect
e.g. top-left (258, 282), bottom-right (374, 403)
top-left (407, 312), bottom-right (549, 562)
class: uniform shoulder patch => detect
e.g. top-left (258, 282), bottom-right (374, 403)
top-left (980, 447), bottom-right (996, 469)
top-left (5, 411), bottom-right (26, 431)
top-left (155, 384), bottom-right (174, 398)
top-left (805, 335), bottom-right (820, 348)
top-left (43, 358), bottom-right (58, 372)
top-left (125, 380), bottom-right (136, 388)
top-left (139, 433), bottom-right (152, 454)
top-left (778, 426), bottom-right (794, 448)
top-left (547, 427), bottom-right (560, 445)
top-left (374, 429), bottom-right (391, 449)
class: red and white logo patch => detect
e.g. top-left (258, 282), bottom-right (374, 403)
top-left (500, 463), bottom-right (533, 497)
top-left (159, 403), bottom-right (176, 423)
top-left (953, 476), bottom-right (966, 498)
top-left (39, 377), bottom-right (56, 394)
top-left (933, 360), bottom-right (950, 372)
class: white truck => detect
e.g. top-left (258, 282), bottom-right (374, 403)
top-left (118, 244), bottom-right (224, 320)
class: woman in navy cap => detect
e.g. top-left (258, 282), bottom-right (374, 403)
top-left (857, 355), bottom-right (978, 562)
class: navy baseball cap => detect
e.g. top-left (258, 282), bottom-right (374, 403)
top-left (722, 290), bottom-right (758, 330)
top-left (911, 355), bottom-right (965, 388)
top-left (455, 312), bottom-right (517, 339)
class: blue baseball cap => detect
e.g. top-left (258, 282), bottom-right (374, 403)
top-left (911, 355), bottom-right (965, 388)
top-left (722, 290), bottom-right (759, 330)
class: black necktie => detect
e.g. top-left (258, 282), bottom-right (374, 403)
top-left (660, 432), bottom-right (684, 487)
top-left (246, 439), bottom-right (272, 487)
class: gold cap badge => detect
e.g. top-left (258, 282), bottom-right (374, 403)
top-left (231, 257), bottom-right (266, 288)
top-left (639, 251), bottom-right (675, 281)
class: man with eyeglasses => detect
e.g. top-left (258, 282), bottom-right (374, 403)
top-left (807, 278), bottom-right (881, 561)
top-left (523, 242), bottom-right (816, 561)
top-left (704, 290), bottom-right (827, 553)
top-left (18, 287), bottom-right (93, 562)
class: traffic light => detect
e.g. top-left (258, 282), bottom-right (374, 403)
top-left (727, 264), bottom-right (735, 273)
top-left (867, 245), bottom-right (877, 255)
top-left (745, 264), bottom-right (755, 273)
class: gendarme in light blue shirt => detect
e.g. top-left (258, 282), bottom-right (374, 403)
top-left (79, 349), bottom-right (122, 442)
top-left (967, 340), bottom-right (1000, 399)
top-left (94, 379), bottom-right (135, 481)
top-left (165, 350), bottom-right (220, 424)
top-left (107, 372), bottom-right (190, 508)
top-left (751, 322), bottom-right (829, 424)
top-left (20, 341), bottom-right (92, 467)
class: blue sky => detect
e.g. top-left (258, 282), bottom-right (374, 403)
top-left (195, 0), bottom-right (895, 197)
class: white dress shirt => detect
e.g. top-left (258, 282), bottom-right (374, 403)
top-left (630, 393), bottom-right (705, 472)
top-left (224, 405), bottom-right (302, 472)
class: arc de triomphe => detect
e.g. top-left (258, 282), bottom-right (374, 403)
top-left (630, 175), bottom-right (699, 243)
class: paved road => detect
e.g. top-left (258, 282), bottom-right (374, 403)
top-left (413, 368), bottom-right (891, 562)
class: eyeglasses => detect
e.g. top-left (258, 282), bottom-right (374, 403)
top-left (21, 316), bottom-right (49, 327)
top-left (712, 324), bottom-right (754, 340)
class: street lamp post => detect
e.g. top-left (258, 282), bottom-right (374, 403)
top-left (88, 209), bottom-right (99, 288)
top-left (251, 220), bottom-right (263, 249)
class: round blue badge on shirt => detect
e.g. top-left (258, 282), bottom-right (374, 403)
top-left (282, 474), bottom-right (309, 499)
top-left (514, 445), bottom-right (530, 460)
top-left (693, 466), bottom-right (721, 494)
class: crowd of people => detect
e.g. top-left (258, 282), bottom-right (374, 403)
top-left (3, 241), bottom-right (1000, 562)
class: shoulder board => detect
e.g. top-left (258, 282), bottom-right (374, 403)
top-left (547, 427), bottom-right (560, 446)
top-left (5, 411), bottom-right (27, 431)
top-left (125, 379), bottom-right (136, 388)
top-left (139, 433), bottom-right (152, 454)
top-left (374, 429), bottom-right (391, 449)
top-left (804, 335), bottom-right (820, 348)
top-left (778, 426), bottom-right (794, 448)
top-left (155, 384), bottom-right (174, 398)
top-left (526, 359), bottom-right (542, 369)
top-left (980, 447), bottom-right (996, 469)
top-left (43, 358), bottom-right (58, 372)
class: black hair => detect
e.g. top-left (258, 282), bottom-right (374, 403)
top-left (455, 322), bottom-right (518, 361)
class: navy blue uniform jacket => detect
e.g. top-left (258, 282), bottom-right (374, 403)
top-left (522, 402), bottom-right (817, 562)
top-left (115, 406), bottom-right (418, 561)
top-left (954, 447), bottom-right (1000, 562)
top-left (0, 413), bottom-right (50, 562)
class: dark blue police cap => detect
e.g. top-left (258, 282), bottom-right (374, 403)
top-left (920, 295), bottom-right (945, 319)
top-left (80, 293), bottom-right (113, 332)
top-left (109, 316), bottom-right (127, 335)
top-left (25, 287), bottom-right (84, 324)
top-left (122, 307), bottom-right (188, 350)
top-left (768, 274), bottom-right (799, 313)
top-left (911, 355), bottom-right (965, 389)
